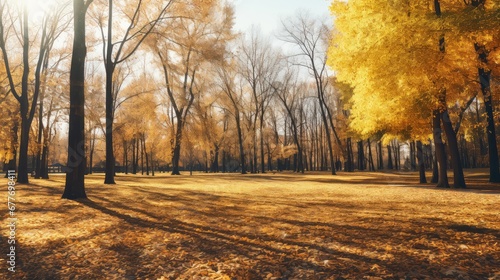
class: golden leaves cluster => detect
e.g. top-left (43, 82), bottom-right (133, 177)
top-left (328, 0), bottom-right (500, 140)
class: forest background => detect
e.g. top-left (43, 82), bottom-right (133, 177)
top-left (0, 0), bottom-right (499, 196)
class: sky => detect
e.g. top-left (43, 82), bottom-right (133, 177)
top-left (231, 0), bottom-right (332, 35)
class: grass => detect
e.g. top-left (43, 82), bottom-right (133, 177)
top-left (1, 170), bottom-right (499, 279)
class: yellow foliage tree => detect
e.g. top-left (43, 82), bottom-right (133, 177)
top-left (328, 0), bottom-right (499, 187)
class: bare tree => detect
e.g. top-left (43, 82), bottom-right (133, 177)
top-left (238, 27), bottom-right (280, 173)
top-left (216, 60), bottom-right (247, 174)
top-left (280, 12), bottom-right (341, 175)
top-left (272, 66), bottom-right (305, 173)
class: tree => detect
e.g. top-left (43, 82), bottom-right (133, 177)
top-left (238, 27), bottom-right (280, 173)
top-left (0, 0), bottom-right (69, 183)
top-left (327, 0), bottom-right (487, 187)
top-left (91, 0), bottom-right (173, 183)
top-left (216, 59), bottom-right (247, 174)
top-left (272, 66), bottom-right (305, 173)
top-left (281, 12), bottom-right (341, 175)
top-left (62, 0), bottom-right (93, 199)
top-left (35, 8), bottom-right (72, 179)
top-left (151, 0), bottom-right (234, 175)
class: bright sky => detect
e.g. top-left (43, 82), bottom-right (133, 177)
top-left (231, 0), bottom-right (332, 35)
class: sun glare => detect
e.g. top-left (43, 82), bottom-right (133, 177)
top-left (22, 0), bottom-right (61, 19)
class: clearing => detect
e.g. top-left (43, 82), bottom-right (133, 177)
top-left (1, 171), bottom-right (499, 279)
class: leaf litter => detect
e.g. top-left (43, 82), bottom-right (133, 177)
top-left (1, 171), bottom-right (499, 279)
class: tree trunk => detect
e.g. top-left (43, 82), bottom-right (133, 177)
top-left (377, 141), bottom-right (384, 170)
top-left (63, 0), bottom-right (89, 199)
top-left (235, 111), bottom-right (246, 174)
top-left (171, 119), bottom-right (183, 175)
top-left (346, 138), bottom-right (354, 172)
top-left (151, 151), bottom-right (155, 176)
top-left (441, 109), bottom-right (466, 188)
top-left (260, 114), bottom-right (266, 173)
top-left (357, 140), bottom-right (365, 171)
top-left (267, 144), bottom-right (273, 172)
top-left (132, 138), bottom-right (137, 174)
top-left (222, 150), bottom-right (227, 173)
top-left (88, 142), bottom-right (94, 174)
top-left (417, 141), bottom-right (427, 183)
top-left (40, 143), bottom-right (49, 179)
top-left (433, 109), bottom-right (450, 188)
top-left (410, 141), bottom-right (417, 171)
top-left (140, 137), bottom-right (144, 175)
top-left (17, 112), bottom-right (30, 183)
top-left (252, 128), bottom-right (257, 173)
top-left (104, 0), bottom-right (116, 184)
top-left (367, 138), bottom-right (375, 171)
top-left (143, 135), bottom-right (149, 175)
top-left (35, 101), bottom-right (43, 179)
top-left (387, 145), bottom-right (393, 170)
top-left (104, 63), bottom-right (116, 183)
top-left (214, 145), bottom-right (220, 173)
top-left (123, 140), bottom-right (128, 174)
top-left (475, 44), bottom-right (500, 182)
top-left (318, 102), bottom-right (336, 175)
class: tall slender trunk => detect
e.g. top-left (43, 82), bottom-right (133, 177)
top-left (441, 108), bottom-right (466, 188)
top-left (104, 0), bottom-right (116, 184)
top-left (151, 151), bottom-right (155, 176)
top-left (123, 140), bottom-right (128, 174)
top-left (132, 138), bottom-right (137, 174)
top-left (104, 62), bottom-right (116, 183)
top-left (346, 138), bottom-right (354, 172)
top-left (410, 141), bottom-right (417, 171)
top-left (18, 113), bottom-right (30, 183)
top-left (252, 127), bottom-right (257, 173)
top-left (387, 145), bottom-right (393, 170)
top-left (417, 141), bottom-right (427, 183)
top-left (222, 150), bottom-right (227, 173)
top-left (378, 141), bottom-right (383, 170)
top-left (16, 5), bottom-right (31, 184)
top-left (212, 144), bottom-right (219, 173)
top-left (318, 101), bottom-right (336, 175)
top-left (63, 0), bottom-right (89, 199)
top-left (234, 110), bottom-right (246, 174)
top-left (40, 143), bottom-right (49, 179)
top-left (140, 137), bottom-right (144, 175)
top-left (171, 120), bottom-right (183, 175)
top-left (357, 140), bottom-right (365, 171)
top-left (433, 109), bottom-right (450, 188)
top-left (475, 44), bottom-right (500, 182)
top-left (260, 113), bottom-right (266, 173)
top-left (35, 99), bottom-right (43, 179)
top-left (367, 138), bottom-right (375, 171)
top-left (143, 136), bottom-right (149, 176)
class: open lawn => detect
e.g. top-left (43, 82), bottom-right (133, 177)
top-left (1, 171), bottom-right (499, 279)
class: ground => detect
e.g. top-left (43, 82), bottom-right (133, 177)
top-left (1, 170), bottom-right (499, 280)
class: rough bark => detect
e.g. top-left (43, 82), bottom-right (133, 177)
top-left (441, 109), bottom-right (467, 188)
top-left (433, 109), bottom-right (450, 188)
top-left (475, 43), bottom-right (500, 182)
top-left (63, 0), bottom-right (91, 199)
top-left (417, 141), bottom-right (427, 184)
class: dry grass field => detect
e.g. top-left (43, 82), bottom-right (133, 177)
top-left (1, 171), bottom-right (499, 279)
